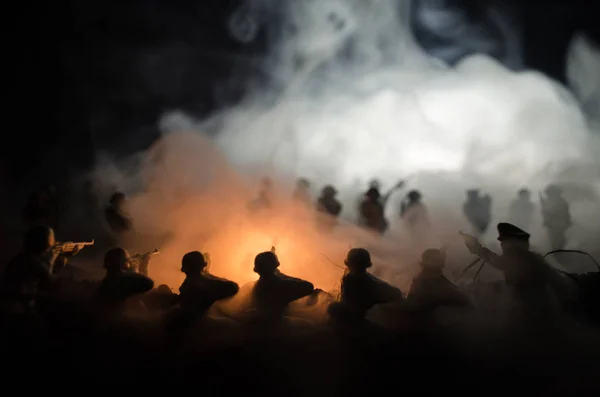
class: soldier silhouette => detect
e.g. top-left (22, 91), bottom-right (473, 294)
top-left (509, 188), bottom-right (534, 230)
top-left (540, 185), bottom-right (571, 250)
top-left (463, 189), bottom-right (492, 236)
top-left (0, 225), bottom-right (79, 315)
top-left (95, 247), bottom-right (154, 315)
top-left (316, 185), bottom-right (342, 232)
top-left (407, 249), bottom-right (469, 311)
top-left (250, 251), bottom-right (314, 320)
top-left (328, 248), bottom-right (403, 324)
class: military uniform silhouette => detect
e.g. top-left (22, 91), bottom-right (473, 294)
top-left (400, 190), bottom-right (430, 240)
top-left (0, 226), bottom-right (69, 314)
top-left (509, 188), bottom-right (534, 230)
top-left (328, 248), bottom-right (403, 323)
top-left (104, 192), bottom-right (132, 251)
top-left (292, 178), bottom-right (312, 206)
top-left (95, 248), bottom-right (154, 314)
top-left (251, 251), bottom-right (314, 319)
top-left (359, 188), bottom-right (388, 234)
top-left (316, 185), bottom-right (342, 231)
top-left (249, 177), bottom-right (274, 211)
top-left (178, 251), bottom-right (239, 316)
top-left (463, 189), bottom-right (492, 236)
top-left (464, 223), bottom-right (558, 313)
top-left (540, 185), bottom-right (571, 250)
top-left (407, 249), bottom-right (469, 311)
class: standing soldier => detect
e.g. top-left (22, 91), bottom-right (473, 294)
top-left (509, 188), bottom-right (535, 230)
top-left (292, 178), bottom-right (312, 207)
top-left (400, 190), bottom-right (431, 242)
top-left (540, 185), bottom-right (571, 250)
top-left (104, 192), bottom-right (132, 247)
top-left (463, 189), bottom-right (492, 236)
top-left (316, 185), bottom-right (342, 232)
top-left (461, 223), bottom-right (560, 317)
top-left (249, 177), bottom-right (274, 211)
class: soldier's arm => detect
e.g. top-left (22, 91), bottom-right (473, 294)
top-left (125, 273), bottom-right (155, 296)
top-left (210, 279), bottom-right (240, 300)
top-left (477, 247), bottom-right (503, 270)
top-left (279, 279), bottom-right (314, 303)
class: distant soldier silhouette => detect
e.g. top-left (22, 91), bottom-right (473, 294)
top-left (462, 223), bottom-right (559, 315)
top-left (22, 185), bottom-right (60, 232)
top-left (328, 248), bottom-right (403, 323)
top-left (177, 251), bottom-right (239, 318)
top-left (292, 178), bottom-right (312, 207)
top-left (251, 250), bottom-right (315, 320)
top-left (0, 226), bottom-right (78, 315)
top-left (359, 180), bottom-right (405, 234)
top-left (400, 190), bottom-right (430, 237)
top-left (463, 189), bottom-right (492, 236)
top-left (407, 249), bottom-right (469, 311)
top-left (540, 185), bottom-right (571, 250)
top-left (509, 188), bottom-right (534, 230)
top-left (249, 177), bottom-right (274, 211)
top-left (95, 248), bottom-right (154, 315)
top-left (316, 185), bottom-right (342, 232)
top-left (104, 192), bottom-right (132, 246)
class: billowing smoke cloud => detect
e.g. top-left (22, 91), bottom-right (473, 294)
top-left (92, 0), bottom-right (600, 293)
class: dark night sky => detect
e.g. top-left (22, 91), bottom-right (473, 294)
top-left (3, 0), bottom-right (599, 191)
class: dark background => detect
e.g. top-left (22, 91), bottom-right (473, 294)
top-left (3, 0), bottom-right (599, 192)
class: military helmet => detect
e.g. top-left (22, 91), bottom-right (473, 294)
top-left (181, 251), bottom-right (207, 273)
top-left (322, 185), bottom-right (337, 196)
top-left (545, 184), bottom-right (562, 195)
top-left (419, 249), bottom-right (445, 270)
top-left (497, 222), bottom-right (530, 242)
top-left (254, 251), bottom-right (280, 274)
top-left (345, 248), bottom-right (372, 269)
top-left (407, 190), bottom-right (422, 201)
top-left (104, 247), bottom-right (129, 270)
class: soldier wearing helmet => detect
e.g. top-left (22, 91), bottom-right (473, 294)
top-left (406, 249), bottom-right (469, 311)
top-left (95, 247), bottom-right (154, 313)
top-left (0, 225), bottom-right (73, 314)
top-left (540, 184), bottom-right (571, 250)
top-left (462, 189), bottom-right (492, 236)
top-left (328, 248), bottom-right (403, 322)
top-left (251, 251), bottom-right (314, 318)
top-left (292, 178), bottom-right (312, 206)
top-left (400, 190), bottom-right (431, 242)
top-left (177, 251), bottom-right (239, 317)
top-left (316, 185), bottom-right (343, 232)
top-left (249, 177), bottom-right (275, 212)
top-left (509, 188), bottom-right (534, 230)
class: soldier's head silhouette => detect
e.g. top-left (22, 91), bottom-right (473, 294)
top-left (181, 251), bottom-right (208, 275)
top-left (345, 248), bottom-right (372, 273)
top-left (518, 188), bottom-right (531, 199)
top-left (365, 187), bottom-right (380, 199)
top-left (545, 184), bottom-right (562, 197)
top-left (104, 247), bottom-right (130, 272)
top-left (24, 225), bottom-right (55, 255)
top-left (368, 179), bottom-right (381, 190)
top-left (497, 222), bottom-right (530, 252)
top-left (407, 190), bottom-right (422, 202)
top-left (110, 192), bottom-right (126, 207)
top-left (419, 248), bottom-right (445, 272)
top-left (254, 251), bottom-right (280, 276)
top-left (322, 185), bottom-right (337, 198)
top-left (296, 178), bottom-right (310, 188)
top-left (467, 189), bottom-right (479, 199)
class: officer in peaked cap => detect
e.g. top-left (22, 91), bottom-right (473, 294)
top-left (463, 222), bottom-right (559, 313)
top-left (497, 222), bottom-right (530, 242)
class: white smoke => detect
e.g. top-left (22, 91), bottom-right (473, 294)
top-left (162, 0), bottom-right (599, 201)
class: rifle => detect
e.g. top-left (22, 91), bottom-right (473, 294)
top-left (456, 232), bottom-right (487, 283)
top-left (129, 249), bottom-right (160, 274)
top-left (54, 240), bottom-right (95, 254)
